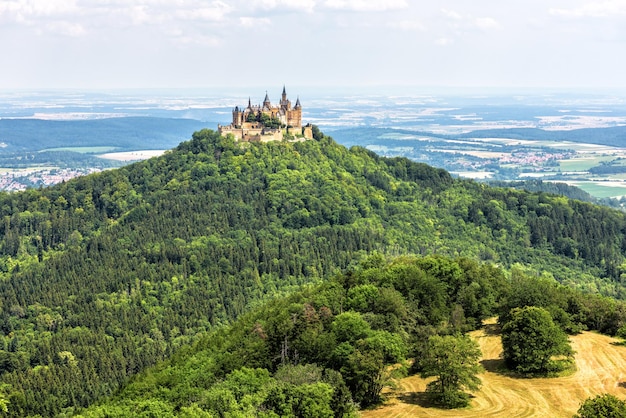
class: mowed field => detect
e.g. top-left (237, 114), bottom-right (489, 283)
top-left (364, 319), bottom-right (626, 418)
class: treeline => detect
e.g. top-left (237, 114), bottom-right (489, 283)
top-left (460, 126), bottom-right (626, 148)
top-left (487, 180), bottom-right (597, 204)
top-left (489, 179), bottom-right (626, 212)
top-left (78, 254), bottom-right (626, 416)
top-left (1, 129), bottom-right (626, 415)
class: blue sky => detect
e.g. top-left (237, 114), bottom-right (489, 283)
top-left (1, 0), bottom-right (626, 90)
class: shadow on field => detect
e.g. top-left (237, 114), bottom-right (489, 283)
top-left (397, 391), bottom-right (432, 407)
top-left (483, 322), bottom-right (501, 336)
top-left (481, 358), bottom-right (507, 374)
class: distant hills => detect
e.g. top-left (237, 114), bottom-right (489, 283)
top-left (2, 129), bottom-right (626, 415)
top-left (0, 117), bottom-right (208, 152)
top-left (459, 125), bottom-right (626, 147)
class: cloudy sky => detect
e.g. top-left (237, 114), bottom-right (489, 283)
top-left (1, 0), bottom-right (625, 91)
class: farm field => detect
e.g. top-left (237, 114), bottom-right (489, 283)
top-left (97, 150), bottom-right (167, 161)
top-left (558, 156), bottom-right (615, 172)
top-left (364, 319), bottom-right (626, 418)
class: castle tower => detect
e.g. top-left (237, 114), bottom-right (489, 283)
top-left (232, 105), bottom-right (244, 126)
top-left (263, 92), bottom-right (271, 110)
top-left (280, 85), bottom-right (291, 111)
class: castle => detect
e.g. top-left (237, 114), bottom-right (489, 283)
top-left (218, 87), bottom-right (313, 142)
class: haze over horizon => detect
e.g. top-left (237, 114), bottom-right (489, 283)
top-left (1, 0), bottom-right (626, 91)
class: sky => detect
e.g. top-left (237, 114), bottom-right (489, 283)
top-left (1, 0), bottom-right (626, 91)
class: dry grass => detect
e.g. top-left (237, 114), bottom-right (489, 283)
top-left (363, 319), bottom-right (626, 418)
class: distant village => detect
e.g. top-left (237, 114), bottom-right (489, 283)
top-left (0, 168), bottom-right (101, 192)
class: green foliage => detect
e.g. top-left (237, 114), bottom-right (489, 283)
top-left (575, 393), bottom-right (626, 418)
top-left (420, 334), bottom-right (483, 408)
top-left (2, 128), bottom-right (626, 415)
top-left (501, 306), bottom-right (574, 375)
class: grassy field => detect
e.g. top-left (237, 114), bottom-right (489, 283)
top-left (558, 156), bottom-right (615, 172)
top-left (364, 319), bottom-right (626, 418)
top-left (572, 182), bottom-right (626, 198)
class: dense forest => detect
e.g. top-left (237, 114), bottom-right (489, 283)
top-left (77, 255), bottom-right (626, 416)
top-left (2, 129), bottom-right (626, 415)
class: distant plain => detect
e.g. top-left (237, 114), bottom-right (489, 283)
top-left (1, 89), bottom-right (626, 196)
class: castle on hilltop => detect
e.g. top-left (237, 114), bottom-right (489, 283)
top-left (218, 86), bottom-right (313, 142)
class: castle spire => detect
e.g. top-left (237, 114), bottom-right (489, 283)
top-left (263, 91), bottom-right (271, 110)
top-left (295, 96), bottom-right (301, 109)
top-left (247, 97), bottom-right (252, 109)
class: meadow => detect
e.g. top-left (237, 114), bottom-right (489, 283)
top-left (365, 319), bottom-right (626, 418)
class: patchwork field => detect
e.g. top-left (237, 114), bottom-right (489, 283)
top-left (364, 319), bottom-right (626, 418)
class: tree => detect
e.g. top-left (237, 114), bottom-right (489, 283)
top-left (501, 306), bottom-right (573, 375)
top-left (575, 394), bottom-right (626, 418)
top-left (420, 334), bottom-right (483, 408)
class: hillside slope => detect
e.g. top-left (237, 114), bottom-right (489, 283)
top-left (365, 319), bottom-right (626, 418)
top-left (1, 129), bottom-right (626, 415)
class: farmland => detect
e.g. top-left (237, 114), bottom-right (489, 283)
top-left (364, 319), bottom-right (626, 418)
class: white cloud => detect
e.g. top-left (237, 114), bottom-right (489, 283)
top-left (253, 0), bottom-right (316, 13)
top-left (474, 17), bottom-right (500, 31)
top-left (45, 20), bottom-right (85, 36)
top-left (239, 16), bottom-right (272, 27)
top-left (550, 1), bottom-right (626, 18)
top-left (392, 20), bottom-right (426, 31)
top-left (176, 2), bottom-right (232, 21)
top-left (435, 37), bottom-right (453, 46)
top-left (176, 33), bottom-right (221, 47)
top-left (324, 0), bottom-right (408, 12)
top-left (441, 8), bottom-right (462, 20)
top-left (0, 0), bottom-right (78, 17)
top-left (441, 9), bottom-right (500, 32)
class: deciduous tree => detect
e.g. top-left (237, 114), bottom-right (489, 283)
top-left (501, 306), bottom-right (573, 374)
top-left (420, 334), bottom-right (483, 408)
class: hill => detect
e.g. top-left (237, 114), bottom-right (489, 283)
top-left (364, 318), bottom-right (626, 418)
top-left (2, 129), bottom-right (626, 415)
top-left (0, 117), bottom-right (207, 152)
top-left (76, 257), bottom-right (626, 417)
top-left (459, 126), bottom-right (626, 148)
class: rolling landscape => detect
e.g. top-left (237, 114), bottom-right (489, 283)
top-left (3, 0), bottom-right (626, 416)
top-left (0, 127), bottom-right (626, 416)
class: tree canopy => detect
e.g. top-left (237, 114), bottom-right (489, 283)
top-left (575, 394), bottom-right (626, 418)
top-left (420, 334), bottom-right (483, 408)
top-left (0, 129), bottom-right (626, 415)
top-left (501, 306), bottom-right (574, 375)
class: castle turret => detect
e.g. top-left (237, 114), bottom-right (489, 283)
top-left (294, 97), bottom-right (301, 109)
top-left (263, 92), bottom-right (271, 110)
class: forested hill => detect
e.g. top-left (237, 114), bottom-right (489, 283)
top-left (459, 125), bottom-right (626, 147)
top-left (1, 129), bottom-right (626, 416)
